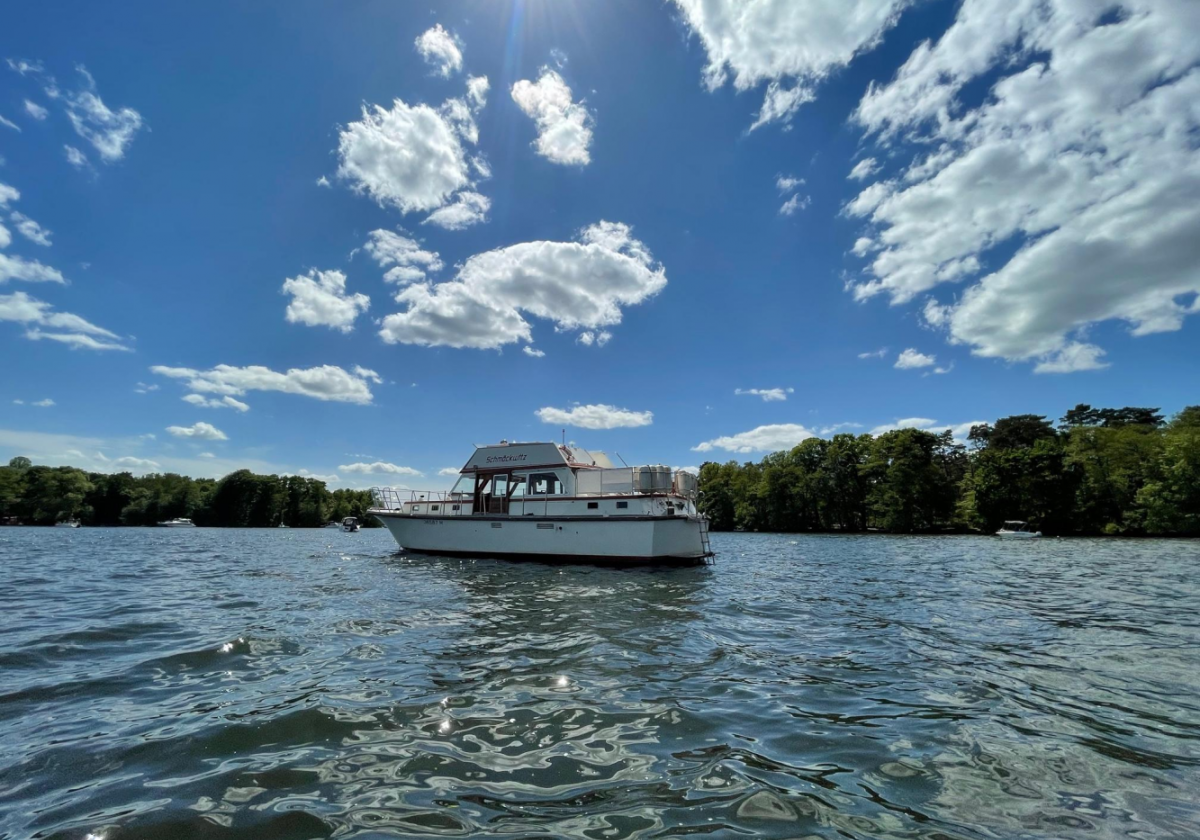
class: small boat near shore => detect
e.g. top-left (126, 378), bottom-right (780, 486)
top-left (996, 520), bottom-right (1041, 538)
top-left (369, 441), bottom-right (712, 565)
top-left (341, 517), bottom-right (360, 532)
top-left (158, 518), bottom-right (196, 528)
top-left (54, 519), bottom-right (81, 528)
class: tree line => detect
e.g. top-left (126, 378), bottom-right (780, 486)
top-left (0, 461), bottom-right (381, 527)
top-left (697, 405), bottom-right (1200, 536)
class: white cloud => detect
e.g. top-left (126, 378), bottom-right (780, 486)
top-left (858, 347), bottom-right (887, 359)
top-left (535, 404), bottom-right (653, 430)
top-left (511, 69), bottom-right (594, 165)
top-left (0, 114), bottom-right (18, 132)
top-left (337, 97), bottom-right (471, 214)
top-left (363, 229), bottom-right (443, 285)
top-left (33, 398), bottom-right (54, 407)
top-left (113, 456), bottom-right (160, 470)
top-left (134, 382), bottom-right (159, 394)
top-left (0, 291), bottom-right (122, 344)
top-left (316, 175), bottom-right (331, 188)
top-left (1032, 342), bottom-right (1109, 374)
top-left (281, 268), bottom-right (369, 333)
top-left (438, 467), bottom-right (462, 476)
top-left (776, 174), bottom-right (804, 192)
top-left (423, 190), bottom-right (490, 230)
top-left (849, 158), bottom-right (879, 180)
top-left (352, 365), bottom-right (382, 384)
top-left (150, 363), bottom-right (377, 404)
top-left (671, 0), bottom-right (910, 129)
top-left (0, 182), bottom-right (19, 207)
top-left (64, 145), bottom-right (89, 169)
top-left (693, 423), bottom-right (816, 453)
top-left (0, 253), bottom-right (66, 284)
top-left (818, 422), bottom-right (865, 435)
top-left (8, 212), bottom-right (52, 246)
top-left (379, 221), bottom-right (665, 350)
top-left (576, 330), bottom-right (612, 347)
top-left (869, 417), bottom-right (987, 442)
top-left (849, 0), bottom-right (1200, 371)
top-left (894, 348), bottom-right (935, 369)
top-left (182, 394), bottom-right (250, 412)
top-left (198, 452), bottom-right (215, 458)
top-left (415, 24), bottom-right (463, 78)
top-left (24, 99), bottom-right (48, 120)
top-left (779, 193), bottom-right (809, 215)
top-left (166, 421), bottom-right (228, 441)
top-left (6, 59), bottom-right (44, 77)
top-left (734, 387), bottom-right (793, 402)
top-left (338, 461), bottom-right (423, 476)
top-left (24, 329), bottom-right (130, 351)
top-left (522, 346), bottom-right (545, 358)
top-left (63, 67), bottom-right (145, 162)
top-left (466, 75), bottom-right (490, 110)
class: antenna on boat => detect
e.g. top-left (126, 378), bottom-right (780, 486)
top-left (614, 452), bottom-right (629, 467)
top-left (562, 428), bottom-right (565, 446)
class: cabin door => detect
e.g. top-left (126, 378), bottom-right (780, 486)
top-left (489, 474), bottom-right (509, 514)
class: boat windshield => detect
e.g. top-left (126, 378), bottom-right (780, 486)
top-left (1003, 521), bottom-right (1030, 531)
top-left (449, 474), bottom-right (473, 495)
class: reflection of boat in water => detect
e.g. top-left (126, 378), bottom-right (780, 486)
top-left (370, 441), bottom-right (712, 565)
top-left (342, 517), bottom-right (360, 532)
top-left (996, 520), bottom-right (1041, 538)
top-left (158, 518), bottom-right (196, 528)
top-left (54, 519), bottom-right (81, 528)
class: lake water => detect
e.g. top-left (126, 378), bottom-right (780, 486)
top-left (1, 529), bottom-right (1198, 840)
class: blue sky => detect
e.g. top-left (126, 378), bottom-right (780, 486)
top-left (2, 0), bottom-right (1198, 487)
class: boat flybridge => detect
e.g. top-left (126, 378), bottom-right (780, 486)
top-left (369, 441), bottom-right (712, 565)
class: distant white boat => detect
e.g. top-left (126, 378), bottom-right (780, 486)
top-left (322, 521), bottom-right (342, 529)
top-left (158, 518), bottom-right (196, 528)
top-left (996, 520), bottom-right (1041, 538)
top-left (54, 519), bottom-right (81, 529)
top-left (342, 517), bottom-right (360, 532)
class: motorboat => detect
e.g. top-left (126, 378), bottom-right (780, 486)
top-left (54, 519), bottom-right (81, 528)
top-left (342, 517), bottom-right (360, 532)
top-left (158, 518), bottom-right (196, 528)
top-left (996, 520), bottom-right (1041, 538)
top-left (369, 441), bottom-right (712, 565)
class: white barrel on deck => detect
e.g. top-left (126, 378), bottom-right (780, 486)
top-left (650, 465), bottom-right (673, 492)
top-left (632, 466), bottom-right (654, 493)
top-left (674, 470), bottom-right (698, 497)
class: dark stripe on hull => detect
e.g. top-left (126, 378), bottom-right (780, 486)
top-left (371, 512), bottom-right (692, 523)
top-left (398, 546), bottom-right (709, 567)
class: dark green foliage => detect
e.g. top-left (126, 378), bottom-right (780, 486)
top-left (0, 461), bottom-right (380, 527)
top-left (698, 405), bottom-right (1200, 536)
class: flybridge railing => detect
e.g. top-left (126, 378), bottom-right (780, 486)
top-left (370, 487), bottom-right (471, 512)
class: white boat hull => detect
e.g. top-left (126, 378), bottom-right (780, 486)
top-left (996, 530), bottom-right (1041, 538)
top-left (374, 512), bottom-right (708, 565)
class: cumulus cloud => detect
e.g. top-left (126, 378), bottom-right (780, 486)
top-left (438, 467), bottom-right (461, 476)
top-left (338, 461), bottom-right (423, 476)
top-left (23, 99), bottom-right (48, 121)
top-left (0, 253), bottom-right (65, 284)
top-left (150, 363), bottom-right (377, 404)
top-left (535, 404), bottom-right (653, 430)
top-left (576, 330), bottom-right (612, 347)
top-left (353, 365), bottom-right (382, 384)
top-left (166, 421), bottom-right (228, 441)
top-left (182, 394), bottom-right (250, 412)
top-left (113, 456), bottom-right (160, 470)
top-left (869, 417), bottom-right (987, 441)
top-left (894, 348), bottom-right (935, 369)
top-left (776, 174), bottom-right (804, 193)
top-left (281, 268), bottom-right (369, 333)
top-left (62, 66), bottom-right (145, 162)
top-left (849, 0), bottom-right (1200, 371)
top-left (337, 98), bottom-right (471, 213)
top-left (8, 212), bottom-right (52, 246)
top-left (848, 158), bottom-right (879, 181)
top-left (423, 190), bottom-right (490, 230)
top-left (779, 193), bottom-right (810, 215)
top-left (134, 382), bottom-right (159, 394)
top-left (363, 229), bottom-right (443, 285)
top-left (693, 423), bottom-right (817, 453)
top-left (735, 387), bottom-right (793, 402)
top-left (858, 347), bottom-right (887, 359)
top-left (0, 290), bottom-right (127, 350)
top-left (671, 0), bottom-right (909, 129)
top-left (511, 68), bottom-right (594, 165)
top-left (522, 346), bottom-right (545, 358)
top-left (379, 221), bottom-right (666, 350)
top-left (415, 24), bottom-right (463, 78)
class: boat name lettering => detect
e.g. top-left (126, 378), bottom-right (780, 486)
top-left (486, 454), bottom-right (528, 464)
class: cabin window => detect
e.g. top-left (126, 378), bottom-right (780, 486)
top-left (413, 505), bottom-right (422, 512)
top-left (587, 501), bottom-right (599, 509)
top-left (616, 501), bottom-right (628, 509)
top-left (528, 472), bottom-right (564, 496)
top-left (431, 505), bottom-right (439, 512)
top-left (451, 504), bottom-right (460, 511)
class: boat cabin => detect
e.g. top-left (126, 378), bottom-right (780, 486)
top-left (370, 441), bottom-right (699, 520)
